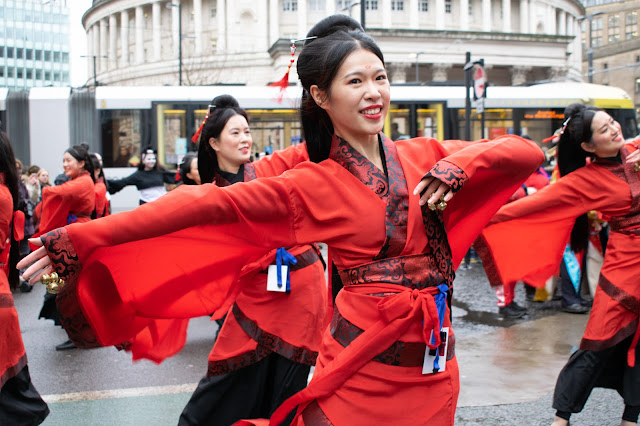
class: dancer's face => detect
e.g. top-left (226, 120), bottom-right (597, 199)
top-left (582, 111), bottom-right (624, 158)
top-left (63, 152), bottom-right (84, 179)
top-left (311, 48), bottom-right (390, 144)
top-left (209, 114), bottom-right (252, 173)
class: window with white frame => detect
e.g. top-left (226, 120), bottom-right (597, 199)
top-left (626, 12), bottom-right (638, 40)
top-left (366, 0), bottom-right (378, 10)
top-left (309, 0), bottom-right (326, 11)
top-left (283, 0), bottom-right (298, 12)
top-left (608, 15), bottom-right (620, 43)
top-left (419, 0), bottom-right (428, 12)
top-left (392, 0), bottom-right (404, 11)
top-left (445, 0), bottom-right (452, 14)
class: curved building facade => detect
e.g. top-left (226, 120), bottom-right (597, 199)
top-left (83, 0), bottom-right (585, 87)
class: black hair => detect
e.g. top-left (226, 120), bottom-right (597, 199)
top-left (138, 146), bottom-right (161, 172)
top-left (0, 131), bottom-right (19, 210)
top-left (557, 103), bottom-right (603, 253)
top-left (297, 14), bottom-right (384, 163)
top-left (179, 152), bottom-right (199, 185)
top-left (89, 153), bottom-right (104, 179)
top-left (197, 94), bottom-right (249, 184)
top-left (66, 143), bottom-right (96, 183)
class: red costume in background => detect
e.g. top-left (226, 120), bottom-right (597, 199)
top-left (94, 177), bottom-right (110, 219)
top-left (0, 174), bottom-right (49, 423)
top-left (42, 134), bottom-right (542, 425)
top-left (477, 140), bottom-right (640, 364)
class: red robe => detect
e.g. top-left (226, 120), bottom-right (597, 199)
top-left (0, 178), bottom-right (27, 389)
top-left (477, 140), bottom-right (640, 366)
top-left (94, 178), bottom-right (110, 219)
top-left (43, 134), bottom-right (542, 425)
top-left (35, 171), bottom-right (95, 236)
top-left (207, 143), bottom-right (327, 375)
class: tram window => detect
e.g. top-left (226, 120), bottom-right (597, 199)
top-left (245, 109), bottom-right (301, 155)
top-left (100, 109), bottom-right (145, 168)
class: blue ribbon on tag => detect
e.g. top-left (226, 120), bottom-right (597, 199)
top-left (66, 214), bottom-right (78, 225)
top-left (562, 244), bottom-right (581, 293)
top-left (276, 248), bottom-right (297, 291)
top-left (430, 283), bottom-right (450, 372)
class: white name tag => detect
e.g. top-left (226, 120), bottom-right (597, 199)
top-left (267, 265), bottom-right (289, 293)
top-left (422, 327), bottom-right (449, 374)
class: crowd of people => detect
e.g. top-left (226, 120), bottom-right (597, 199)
top-left (2, 13), bottom-right (639, 426)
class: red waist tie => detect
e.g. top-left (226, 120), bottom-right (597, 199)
top-left (269, 283), bottom-right (445, 425)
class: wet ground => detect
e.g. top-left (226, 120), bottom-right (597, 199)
top-left (12, 259), bottom-right (623, 425)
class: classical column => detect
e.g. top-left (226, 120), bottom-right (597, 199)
top-left (547, 5), bottom-right (556, 35)
top-left (297, 0), bottom-right (307, 39)
top-left (432, 63), bottom-right (452, 82)
top-left (257, 0), bottom-right (269, 51)
top-left (108, 15), bottom-right (117, 70)
top-left (519, 0), bottom-right (529, 33)
top-left (382, 0), bottom-right (392, 28)
top-left (529, 0), bottom-right (536, 33)
top-left (99, 19), bottom-right (108, 71)
top-left (511, 65), bottom-right (531, 85)
top-left (194, 0), bottom-right (202, 55)
top-left (389, 63), bottom-right (411, 84)
top-left (152, 2), bottom-right (161, 61)
top-left (502, 0), bottom-right (511, 32)
top-left (460, 0), bottom-right (469, 31)
top-left (269, 0), bottom-right (279, 47)
top-left (548, 66), bottom-right (567, 81)
top-left (120, 10), bottom-right (129, 66)
top-left (482, 0), bottom-right (491, 31)
top-left (409, 0), bottom-right (419, 28)
top-left (217, 0), bottom-right (226, 53)
top-left (92, 25), bottom-right (100, 72)
top-left (558, 10), bottom-right (566, 35)
top-left (435, 0), bottom-right (445, 30)
top-left (135, 6), bottom-right (144, 64)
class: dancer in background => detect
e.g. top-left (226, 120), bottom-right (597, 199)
top-left (476, 103), bottom-right (640, 426)
top-left (33, 143), bottom-right (95, 351)
top-left (0, 131), bottom-right (50, 424)
top-left (19, 15), bottom-right (542, 425)
top-left (108, 147), bottom-right (176, 205)
top-left (178, 94), bottom-right (326, 425)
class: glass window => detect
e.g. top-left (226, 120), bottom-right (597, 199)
top-left (16, 48), bottom-right (23, 59)
top-left (101, 109), bottom-right (145, 168)
top-left (8, 68), bottom-right (14, 78)
top-left (0, 47), bottom-right (4, 58)
top-left (45, 71), bottom-right (51, 81)
top-left (445, 0), bottom-right (452, 13)
top-left (365, 0), bottom-right (378, 10)
top-left (36, 69), bottom-right (42, 79)
top-left (392, 0), bottom-right (404, 11)
top-left (592, 17), bottom-right (603, 47)
top-left (35, 50), bottom-right (42, 60)
top-left (27, 69), bottom-right (33, 79)
top-left (17, 69), bottom-right (23, 79)
top-left (44, 51), bottom-right (51, 61)
top-left (54, 51), bottom-right (61, 62)
top-left (7, 47), bottom-right (13, 59)
top-left (608, 15), bottom-right (620, 43)
top-left (626, 12), bottom-right (638, 40)
top-left (418, 0), bottom-right (428, 12)
top-left (309, 0), bottom-right (326, 11)
top-left (26, 49), bottom-right (32, 60)
top-left (282, 0), bottom-right (297, 11)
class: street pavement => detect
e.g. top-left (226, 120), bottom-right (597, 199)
top-left (12, 260), bottom-right (623, 426)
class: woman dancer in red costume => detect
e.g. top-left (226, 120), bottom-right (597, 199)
top-left (476, 103), bottom-right (640, 426)
top-left (33, 143), bottom-right (95, 351)
top-left (177, 94), bottom-right (327, 425)
top-left (19, 15), bottom-right (542, 425)
top-left (0, 131), bottom-right (50, 424)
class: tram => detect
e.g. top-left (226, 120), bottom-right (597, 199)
top-left (1, 81), bottom-right (636, 173)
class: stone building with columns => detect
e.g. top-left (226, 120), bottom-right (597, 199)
top-left (581, 0), bottom-right (640, 119)
top-left (82, 0), bottom-right (585, 87)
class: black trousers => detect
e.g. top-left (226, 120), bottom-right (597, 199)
top-left (0, 365), bottom-right (49, 426)
top-left (178, 352), bottom-right (310, 426)
top-left (553, 335), bottom-right (640, 414)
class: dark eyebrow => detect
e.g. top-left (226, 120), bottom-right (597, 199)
top-left (343, 68), bottom-right (386, 79)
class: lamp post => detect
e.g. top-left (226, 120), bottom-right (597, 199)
top-left (80, 55), bottom-right (107, 87)
top-left (167, 1), bottom-right (183, 86)
top-left (412, 52), bottom-right (425, 83)
top-left (341, 1), bottom-right (366, 30)
top-left (463, 52), bottom-right (485, 141)
top-left (578, 11), bottom-right (603, 84)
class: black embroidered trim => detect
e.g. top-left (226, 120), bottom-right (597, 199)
top-left (40, 228), bottom-right (81, 281)
top-left (599, 273), bottom-right (640, 314)
top-left (423, 160), bottom-right (469, 193)
top-left (330, 307), bottom-right (455, 366)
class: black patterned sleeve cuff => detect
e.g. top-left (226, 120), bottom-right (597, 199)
top-left (40, 227), bottom-right (82, 280)
top-left (422, 160), bottom-right (469, 193)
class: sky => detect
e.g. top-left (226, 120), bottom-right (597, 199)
top-left (69, 0), bottom-right (93, 87)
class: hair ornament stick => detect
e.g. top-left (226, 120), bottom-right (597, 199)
top-left (269, 36), bottom-right (318, 102)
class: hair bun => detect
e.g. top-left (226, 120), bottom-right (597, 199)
top-left (305, 14), bottom-right (363, 42)
top-left (212, 94), bottom-right (240, 109)
top-left (564, 103), bottom-right (585, 120)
